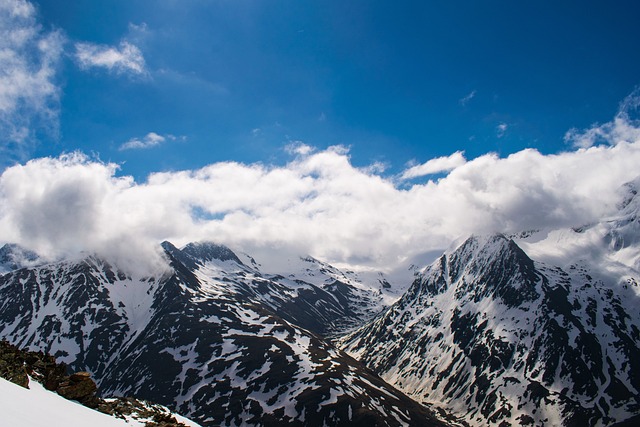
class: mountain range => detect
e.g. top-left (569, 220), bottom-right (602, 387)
top-left (1, 180), bottom-right (640, 426)
top-left (0, 239), bottom-right (446, 426)
top-left (340, 180), bottom-right (640, 426)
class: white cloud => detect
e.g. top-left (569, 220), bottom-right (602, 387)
top-left (496, 122), bottom-right (508, 138)
top-left (564, 91), bottom-right (640, 149)
top-left (284, 141), bottom-right (314, 156)
top-left (459, 90), bottom-right (476, 106)
top-left (0, 0), bottom-right (64, 159)
top-left (1, 110), bottom-right (640, 278)
top-left (119, 132), bottom-right (182, 150)
top-left (401, 151), bottom-right (467, 180)
top-left (74, 40), bottom-right (146, 76)
top-left (361, 161), bottom-right (387, 175)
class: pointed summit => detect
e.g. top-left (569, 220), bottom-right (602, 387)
top-left (413, 234), bottom-right (539, 307)
top-left (181, 241), bottom-right (243, 265)
top-left (341, 231), bottom-right (640, 426)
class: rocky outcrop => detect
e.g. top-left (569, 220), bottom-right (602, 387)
top-left (0, 340), bottom-right (190, 427)
top-left (57, 371), bottom-right (100, 408)
top-left (0, 339), bottom-right (67, 390)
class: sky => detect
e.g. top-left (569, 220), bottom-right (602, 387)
top-left (2, 0), bottom-right (640, 277)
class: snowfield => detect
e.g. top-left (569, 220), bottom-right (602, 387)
top-left (0, 376), bottom-right (201, 427)
top-left (1, 376), bottom-right (134, 427)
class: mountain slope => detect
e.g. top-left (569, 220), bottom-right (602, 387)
top-left (340, 232), bottom-right (640, 426)
top-left (168, 241), bottom-right (387, 338)
top-left (0, 242), bottom-right (451, 426)
top-left (1, 377), bottom-right (135, 427)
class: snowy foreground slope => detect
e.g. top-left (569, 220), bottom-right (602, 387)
top-left (0, 377), bottom-right (201, 427)
top-left (1, 376), bottom-right (133, 427)
top-left (0, 241), bottom-right (450, 426)
top-left (340, 182), bottom-right (640, 426)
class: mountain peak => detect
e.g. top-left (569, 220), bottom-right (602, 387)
top-left (341, 227), bottom-right (640, 427)
top-left (415, 233), bottom-right (539, 306)
top-left (180, 241), bottom-right (243, 265)
top-left (617, 178), bottom-right (640, 211)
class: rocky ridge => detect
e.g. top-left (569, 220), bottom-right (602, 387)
top-left (340, 231), bottom-right (640, 426)
top-left (0, 242), bottom-right (451, 426)
top-left (0, 339), bottom-right (193, 426)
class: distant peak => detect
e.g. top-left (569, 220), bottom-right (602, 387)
top-left (446, 233), bottom-right (535, 280)
top-left (300, 255), bottom-right (320, 264)
top-left (160, 240), bottom-right (179, 252)
top-left (181, 241), bottom-right (243, 265)
top-left (454, 233), bottom-right (511, 254)
top-left (617, 178), bottom-right (640, 211)
top-left (0, 243), bottom-right (41, 272)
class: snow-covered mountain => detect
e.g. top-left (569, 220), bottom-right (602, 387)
top-left (0, 243), bottom-right (41, 274)
top-left (339, 183), bottom-right (640, 426)
top-left (172, 241), bottom-right (390, 338)
top-left (6, 181), bottom-right (640, 426)
top-left (0, 241), bottom-right (449, 426)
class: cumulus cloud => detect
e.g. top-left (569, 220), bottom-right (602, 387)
top-left (74, 40), bottom-right (146, 76)
top-left (284, 141), bottom-right (314, 156)
top-left (401, 151), bottom-right (467, 180)
top-left (564, 90), bottom-right (640, 149)
top-left (119, 132), bottom-right (183, 150)
top-left (1, 108), bottom-right (640, 278)
top-left (0, 0), bottom-right (64, 160)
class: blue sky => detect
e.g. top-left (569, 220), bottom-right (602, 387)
top-left (13, 0), bottom-right (640, 178)
top-left (3, 0), bottom-right (640, 274)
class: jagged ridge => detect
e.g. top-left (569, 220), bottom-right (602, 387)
top-left (340, 234), bottom-right (640, 426)
top-left (0, 241), bottom-right (451, 426)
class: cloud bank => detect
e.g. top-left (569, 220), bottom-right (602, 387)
top-left (1, 107), bottom-right (639, 276)
top-left (0, 0), bottom-right (63, 160)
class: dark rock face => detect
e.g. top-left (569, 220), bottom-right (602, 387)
top-left (181, 241), bottom-right (244, 265)
top-left (341, 234), bottom-right (640, 426)
top-left (162, 241), bottom-right (385, 338)
top-left (0, 243), bottom-right (451, 426)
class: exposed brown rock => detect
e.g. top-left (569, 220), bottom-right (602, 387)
top-left (57, 371), bottom-right (99, 407)
top-left (0, 340), bottom-right (191, 426)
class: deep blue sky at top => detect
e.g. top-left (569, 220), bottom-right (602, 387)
top-left (32, 0), bottom-right (640, 180)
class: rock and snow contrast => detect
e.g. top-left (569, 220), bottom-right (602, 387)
top-left (0, 340), bottom-right (200, 427)
top-left (0, 240), bottom-right (448, 426)
top-left (0, 377), bottom-right (201, 427)
top-left (2, 181), bottom-right (640, 426)
top-left (340, 181), bottom-right (640, 426)
top-left (1, 377), bottom-right (133, 427)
